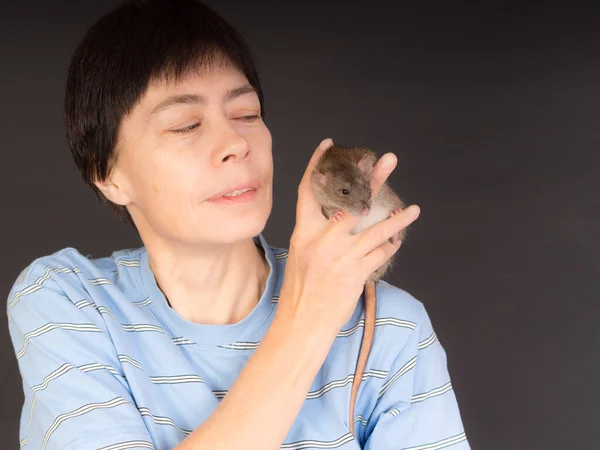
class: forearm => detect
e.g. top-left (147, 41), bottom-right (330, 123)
top-left (173, 310), bottom-right (336, 450)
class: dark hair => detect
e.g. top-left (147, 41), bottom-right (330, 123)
top-left (64, 0), bottom-right (265, 229)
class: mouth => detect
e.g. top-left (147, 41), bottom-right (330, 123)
top-left (206, 179), bottom-right (260, 203)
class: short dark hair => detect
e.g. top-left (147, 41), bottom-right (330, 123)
top-left (64, 0), bottom-right (265, 229)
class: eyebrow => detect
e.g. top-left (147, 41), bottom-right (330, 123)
top-left (147, 84), bottom-right (258, 119)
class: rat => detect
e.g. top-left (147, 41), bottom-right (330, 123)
top-left (311, 144), bottom-right (408, 438)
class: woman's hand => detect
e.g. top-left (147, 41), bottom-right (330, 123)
top-left (277, 138), bottom-right (421, 336)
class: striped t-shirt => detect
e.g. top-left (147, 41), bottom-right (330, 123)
top-left (7, 233), bottom-right (470, 450)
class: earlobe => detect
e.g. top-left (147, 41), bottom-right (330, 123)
top-left (93, 177), bottom-right (130, 206)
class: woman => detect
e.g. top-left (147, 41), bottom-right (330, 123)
top-left (7, 1), bottom-right (469, 449)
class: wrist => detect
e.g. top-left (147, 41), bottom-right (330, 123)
top-left (269, 310), bottom-right (336, 367)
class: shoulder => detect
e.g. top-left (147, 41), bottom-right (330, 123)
top-left (12, 245), bottom-right (141, 285)
top-left (8, 246), bottom-right (87, 309)
top-left (373, 279), bottom-right (425, 326)
top-left (364, 280), bottom-right (438, 369)
top-left (6, 245), bottom-right (144, 321)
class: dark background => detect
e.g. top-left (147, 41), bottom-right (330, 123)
top-left (1, 1), bottom-right (599, 448)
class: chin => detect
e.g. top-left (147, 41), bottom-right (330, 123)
top-left (198, 187), bottom-right (272, 243)
top-left (210, 207), bottom-right (271, 245)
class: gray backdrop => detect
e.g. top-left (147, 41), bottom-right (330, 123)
top-left (1, 1), bottom-right (598, 448)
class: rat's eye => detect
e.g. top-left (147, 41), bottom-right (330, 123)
top-left (342, 189), bottom-right (350, 195)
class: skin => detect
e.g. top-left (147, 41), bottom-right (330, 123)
top-left (91, 57), bottom-right (416, 450)
top-left (90, 59), bottom-right (417, 448)
top-left (92, 57), bottom-right (405, 330)
top-left (94, 61), bottom-right (273, 325)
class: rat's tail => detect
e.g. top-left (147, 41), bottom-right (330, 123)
top-left (349, 280), bottom-right (377, 438)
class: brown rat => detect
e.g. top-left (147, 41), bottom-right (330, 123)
top-left (311, 144), bottom-right (408, 438)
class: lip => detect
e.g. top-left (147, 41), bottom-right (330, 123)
top-left (206, 179), bottom-right (261, 201)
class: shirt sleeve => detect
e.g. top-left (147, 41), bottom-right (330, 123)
top-left (6, 259), bottom-right (156, 450)
top-left (363, 301), bottom-right (470, 450)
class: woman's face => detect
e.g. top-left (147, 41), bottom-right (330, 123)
top-left (103, 63), bottom-right (273, 247)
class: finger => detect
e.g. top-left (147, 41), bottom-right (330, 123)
top-left (351, 205), bottom-right (420, 257)
top-left (360, 239), bottom-right (402, 276)
top-left (323, 208), bottom-right (361, 237)
top-left (370, 153), bottom-right (397, 200)
top-left (299, 138), bottom-right (334, 188)
top-left (296, 138), bottom-right (334, 221)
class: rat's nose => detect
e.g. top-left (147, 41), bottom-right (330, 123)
top-left (361, 206), bottom-right (370, 216)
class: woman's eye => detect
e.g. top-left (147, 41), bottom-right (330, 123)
top-left (235, 115), bottom-right (260, 122)
top-left (171, 123), bottom-right (200, 134)
top-left (170, 115), bottom-right (259, 134)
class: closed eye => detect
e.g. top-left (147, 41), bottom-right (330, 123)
top-left (236, 115), bottom-right (260, 122)
top-left (171, 115), bottom-right (260, 134)
top-left (172, 123), bottom-right (199, 134)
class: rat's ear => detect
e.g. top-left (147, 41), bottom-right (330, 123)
top-left (358, 154), bottom-right (374, 177)
top-left (312, 172), bottom-right (328, 188)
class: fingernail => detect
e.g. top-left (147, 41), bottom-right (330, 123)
top-left (381, 153), bottom-right (397, 170)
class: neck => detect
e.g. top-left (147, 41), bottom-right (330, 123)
top-left (145, 236), bottom-right (270, 325)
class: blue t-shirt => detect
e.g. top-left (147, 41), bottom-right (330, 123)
top-left (7, 233), bottom-right (470, 450)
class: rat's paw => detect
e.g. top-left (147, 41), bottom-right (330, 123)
top-left (389, 208), bottom-right (403, 217)
top-left (330, 210), bottom-right (347, 223)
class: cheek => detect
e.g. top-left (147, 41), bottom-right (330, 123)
top-left (137, 155), bottom-right (199, 208)
top-left (254, 128), bottom-right (273, 174)
top-left (262, 151), bottom-right (274, 175)
top-left (246, 121), bottom-right (271, 144)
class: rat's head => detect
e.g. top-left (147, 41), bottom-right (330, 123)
top-left (312, 150), bottom-right (374, 216)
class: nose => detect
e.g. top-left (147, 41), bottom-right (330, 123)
top-left (361, 205), bottom-right (370, 215)
top-left (210, 120), bottom-right (251, 166)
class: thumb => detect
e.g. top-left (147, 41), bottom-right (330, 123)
top-left (370, 152), bottom-right (397, 200)
top-left (296, 138), bottom-right (334, 223)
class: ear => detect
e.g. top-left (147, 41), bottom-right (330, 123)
top-left (357, 154), bottom-right (374, 177)
top-left (312, 172), bottom-right (328, 188)
top-left (93, 171), bottom-right (131, 206)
